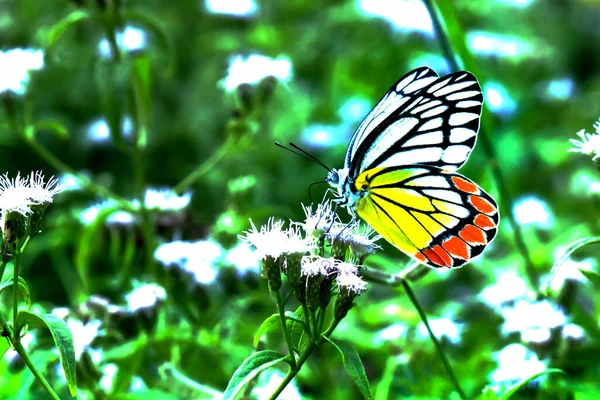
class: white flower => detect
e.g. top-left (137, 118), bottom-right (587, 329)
top-left (144, 188), bottom-right (192, 212)
top-left (562, 323), bottom-right (585, 340)
top-left (224, 241), bottom-right (260, 276)
top-left (301, 255), bottom-right (336, 279)
top-left (298, 201), bottom-right (335, 238)
top-left (336, 271), bottom-right (367, 296)
top-left (66, 318), bottom-right (102, 360)
top-left (154, 239), bottom-right (222, 284)
top-left (490, 344), bottom-right (547, 384)
top-left (0, 171), bottom-right (62, 215)
top-left (375, 322), bottom-right (408, 344)
top-left (359, 0), bottom-right (434, 38)
top-left (417, 317), bottom-right (463, 345)
top-left (0, 48), bottom-right (44, 94)
top-left (252, 369), bottom-right (301, 400)
top-left (569, 119), bottom-right (600, 160)
top-left (478, 270), bottom-right (530, 307)
top-left (98, 26), bottom-right (147, 59)
top-left (501, 299), bottom-right (566, 343)
top-left (25, 171), bottom-right (63, 204)
top-left (241, 218), bottom-right (289, 260)
top-left (79, 200), bottom-right (136, 226)
top-left (220, 54), bottom-right (292, 92)
top-left (125, 282), bottom-right (166, 312)
top-left (100, 364), bottom-right (119, 392)
top-left (513, 196), bottom-right (553, 229)
top-left (206, 0), bottom-right (258, 17)
top-left (86, 116), bottom-right (133, 144)
top-left (336, 260), bottom-right (358, 276)
top-left (284, 226), bottom-right (316, 254)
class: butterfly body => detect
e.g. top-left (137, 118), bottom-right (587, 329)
top-left (326, 67), bottom-right (499, 269)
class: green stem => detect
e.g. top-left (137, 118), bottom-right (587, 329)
top-left (301, 303), bottom-right (312, 338)
top-left (173, 135), bottom-right (237, 194)
top-left (14, 340), bottom-right (61, 400)
top-left (401, 280), bottom-right (467, 400)
top-left (309, 310), bottom-right (318, 340)
top-left (0, 261), bottom-right (7, 283)
top-left (424, 0), bottom-right (536, 289)
top-left (360, 261), bottom-right (425, 286)
top-left (274, 290), bottom-right (297, 369)
top-left (268, 318), bottom-right (340, 400)
top-left (12, 243), bottom-right (21, 341)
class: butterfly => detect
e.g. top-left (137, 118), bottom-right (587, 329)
top-left (326, 67), bottom-right (499, 268)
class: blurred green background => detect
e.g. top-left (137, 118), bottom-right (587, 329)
top-left (1, 0), bottom-right (600, 399)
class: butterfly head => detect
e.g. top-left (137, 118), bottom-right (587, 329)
top-left (326, 167), bottom-right (363, 210)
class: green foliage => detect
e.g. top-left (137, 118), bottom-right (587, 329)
top-left (223, 350), bottom-right (287, 400)
top-left (324, 337), bottom-right (373, 400)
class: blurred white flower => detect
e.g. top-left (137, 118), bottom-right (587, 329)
top-left (545, 256), bottom-right (594, 292)
top-left (467, 31), bottom-right (535, 59)
top-left (484, 82), bottom-right (517, 117)
top-left (501, 299), bottom-right (566, 343)
top-left (125, 282), bottom-right (167, 312)
top-left (513, 196), bottom-right (553, 229)
top-left (490, 343), bottom-right (547, 384)
top-left (66, 318), bottom-right (102, 360)
top-left (144, 188), bottom-right (192, 212)
top-left (79, 200), bottom-right (136, 226)
top-left (0, 48), bottom-right (44, 94)
top-left (86, 116), bottom-right (133, 144)
top-left (375, 322), bottom-right (408, 344)
top-left (479, 270), bottom-right (529, 307)
top-left (418, 317), bottom-right (464, 345)
top-left (562, 323), bottom-right (585, 340)
top-left (155, 239), bottom-right (222, 284)
top-left (98, 26), bottom-right (147, 58)
top-left (543, 77), bottom-right (573, 101)
top-left (569, 118), bottom-right (600, 160)
top-left (252, 369), bottom-right (302, 400)
top-left (100, 364), bottom-right (119, 392)
top-left (358, 0), bottom-right (434, 37)
top-left (224, 241), bottom-right (260, 275)
top-left (221, 54), bottom-right (292, 92)
top-left (205, 0), bottom-right (257, 16)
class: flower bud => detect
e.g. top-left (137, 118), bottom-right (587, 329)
top-left (27, 202), bottom-right (49, 237)
top-left (319, 274), bottom-right (334, 310)
top-left (334, 273), bottom-right (367, 321)
top-left (331, 239), bottom-right (349, 262)
top-left (262, 255), bottom-right (283, 292)
top-left (305, 273), bottom-right (324, 311)
top-left (257, 76), bottom-right (277, 105)
top-left (285, 252), bottom-right (303, 288)
top-left (2, 211), bottom-right (27, 243)
top-left (237, 83), bottom-right (254, 114)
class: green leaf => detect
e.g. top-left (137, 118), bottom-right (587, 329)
top-left (33, 120), bottom-right (69, 139)
top-left (0, 277), bottom-right (31, 310)
top-left (481, 387), bottom-right (499, 400)
top-left (324, 337), bottom-right (373, 400)
top-left (223, 350), bottom-right (286, 400)
top-left (46, 10), bottom-right (90, 50)
top-left (111, 390), bottom-right (181, 400)
top-left (253, 314), bottom-right (280, 348)
top-left (16, 310), bottom-right (77, 397)
top-left (131, 55), bottom-right (152, 148)
top-left (579, 269), bottom-right (600, 286)
top-left (498, 369), bottom-right (565, 400)
top-left (544, 237), bottom-right (600, 293)
top-left (287, 307), bottom-right (308, 352)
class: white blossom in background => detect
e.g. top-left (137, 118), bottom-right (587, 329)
top-left (484, 82), bottom-right (517, 117)
top-left (358, 0), bottom-right (434, 38)
top-left (562, 323), bottom-right (585, 340)
top-left (125, 282), bottom-right (167, 312)
top-left (417, 317), bottom-right (464, 345)
top-left (100, 364), bottom-right (119, 392)
top-left (154, 239), bottom-right (223, 284)
top-left (79, 200), bottom-right (136, 226)
top-left (500, 299), bottom-right (566, 343)
top-left (490, 343), bottom-right (547, 384)
top-left (0, 48), bottom-right (44, 94)
top-left (86, 116), bottom-right (133, 144)
top-left (98, 26), bottom-right (147, 58)
top-left (66, 318), bottom-right (102, 360)
top-left (144, 188), bottom-right (192, 212)
top-left (479, 270), bottom-right (530, 307)
top-left (220, 54), bottom-right (292, 92)
top-left (545, 256), bottom-right (594, 292)
top-left (568, 118), bottom-right (600, 160)
top-left (205, 0), bottom-right (257, 17)
top-left (467, 31), bottom-right (534, 59)
top-left (543, 77), bottom-right (574, 101)
top-left (252, 369), bottom-right (302, 400)
top-left (375, 322), bottom-right (408, 344)
top-left (224, 241), bottom-right (260, 275)
top-left (513, 196), bottom-right (553, 229)
top-left (4, 332), bottom-right (35, 362)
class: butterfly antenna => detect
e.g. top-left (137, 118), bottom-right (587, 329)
top-left (289, 142), bottom-right (332, 172)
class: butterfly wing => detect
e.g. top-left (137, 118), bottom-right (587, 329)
top-left (354, 166), bottom-right (498, 268)
top-left (347, 70), bottom-right (483, 178)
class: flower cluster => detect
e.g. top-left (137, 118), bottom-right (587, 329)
top-left (568, 118), bottom-right (600, 161)
top-left (241, 200), bottom-right (377, 322)
top-left (0, 172), bottom-right (62, 247)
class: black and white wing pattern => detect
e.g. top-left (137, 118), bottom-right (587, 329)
top-left (346, 69), bottom-right (484, 178)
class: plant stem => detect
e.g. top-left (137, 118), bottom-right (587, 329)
top-left (401, 280), bottom-right (467, 400)
top-left (173, 135), bottom-right (237, 194)
top-left (0, 261), bottom-right (7, 283)
top-left (268, 318), bottom-right (340, 400)
top-left (301, 303), bottom-right (312, 338)
top-left (12, 243), bottom-right (21, 341)
top-left (14, 340), bottom-right (62, 400)
top-left (274, 290), bottom-right (296, 368)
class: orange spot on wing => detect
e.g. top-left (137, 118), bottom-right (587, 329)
top-left (442, 236), bottom-right (470, 260)
top-left (459, 225), bottom-right (487, 245)
top-left (469, 195), bottom-right (496, 214)
top-left (474, 214), bottom-right (495, 230)
top-left (415, 252), bottom-right (428, 263)
top-left (423, 249), bottom-right (447, 267)
top-left (452, 176), bottom-right (479, 194)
